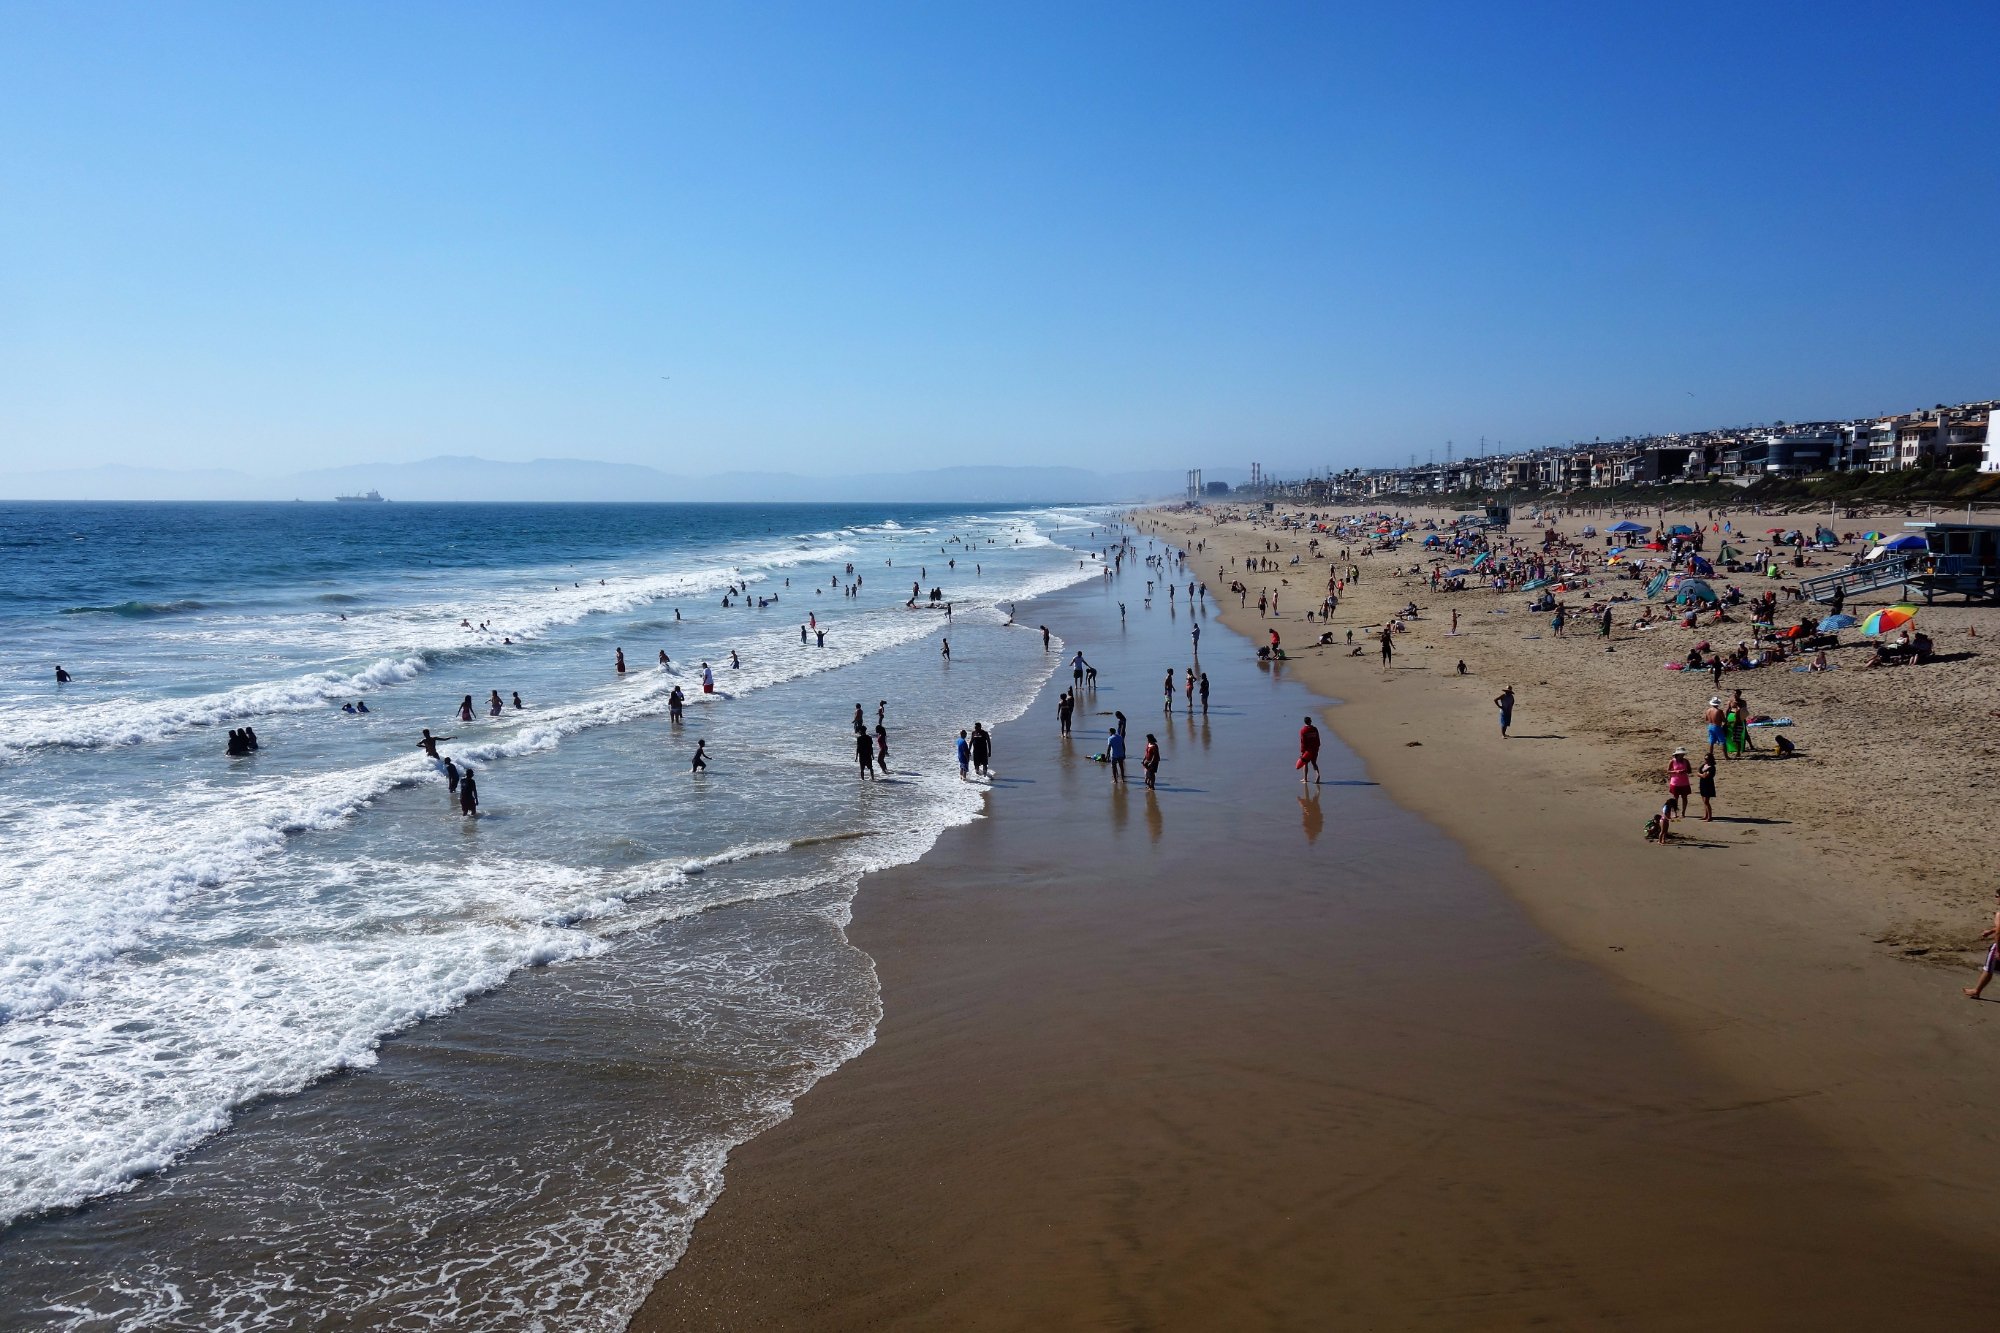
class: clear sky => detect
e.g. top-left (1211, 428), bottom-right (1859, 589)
top-left (3, 1), bottom-right (1995, 481)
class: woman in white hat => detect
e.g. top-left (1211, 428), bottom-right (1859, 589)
top-left (1667, 746), bottom-right (1694, 816)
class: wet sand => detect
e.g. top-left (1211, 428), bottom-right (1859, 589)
top-left (1147, 504), bottom-right (2000, 1249)
top-left (633, 563), bottom-right (1987, 1329)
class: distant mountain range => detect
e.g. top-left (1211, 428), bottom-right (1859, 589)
top-left (0, 456), bottom-right (1233, 504)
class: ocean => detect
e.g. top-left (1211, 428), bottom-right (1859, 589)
top-left (0, 500), bottom-right (1109, 1330)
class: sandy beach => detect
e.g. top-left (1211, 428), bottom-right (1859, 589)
top-left (1133, 500), bottom-right (2000, 1249)
top-left (633, 537), bottom-right (1997, 1329)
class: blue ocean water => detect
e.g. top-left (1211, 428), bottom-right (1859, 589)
top-left (0, 500), bottom-right (1109, 1330)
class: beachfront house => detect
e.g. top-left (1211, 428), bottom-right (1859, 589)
top-left (1740, 430), bottom-right (1841, 478)
top-left (1945, 415), bottom-right (1989, 469)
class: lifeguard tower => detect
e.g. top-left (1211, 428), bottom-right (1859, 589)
top-left (1801, 521), bottom-right (2000, 605)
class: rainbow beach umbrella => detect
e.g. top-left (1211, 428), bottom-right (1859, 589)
top-left (1860, 604), bottom-right (1918, 636)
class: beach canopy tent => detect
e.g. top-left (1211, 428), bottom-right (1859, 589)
top-left (1880, 533), bottom-right (1927, 551)
top-left (1818, 614), bottom-right (1859, 631)
top-left (1608, 521), bottom-right (1650, 533)
top-left (1719, 544), bottom-right (1742, 561)
top-left (1673, 579), bottom-right (1719, 605)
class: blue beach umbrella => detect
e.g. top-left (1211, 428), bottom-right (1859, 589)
top-left (1817, 614), bottom-right (1858, 631)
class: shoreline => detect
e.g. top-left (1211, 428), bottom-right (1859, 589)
top-left (631, 538), bottom-right (1992, 1328)
top-left (1137, 501), bottom-right (2000, 1249)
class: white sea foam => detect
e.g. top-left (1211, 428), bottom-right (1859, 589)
top-left (0, 508), bottom-right (1097, 1320)
top-left (0, 539), bottom-right (868, 755)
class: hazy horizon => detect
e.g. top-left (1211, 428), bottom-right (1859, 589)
top-left (4, 2), bottom-right (1996, 488)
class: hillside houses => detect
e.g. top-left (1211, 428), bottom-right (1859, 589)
top-left (1263, 400), bottom-right (1995, 501)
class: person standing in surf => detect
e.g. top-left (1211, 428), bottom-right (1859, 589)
top-left (691, 738), bottom-right (707, 774)
top-left (956, 729), bottom-right (972, 781)
top-left (701, 662), bottom-right (715, 694)
top-left (458, 766), bottom-right (479, 817)
top-left (1141, 733), bottom-right (1161, 789)
top-left (874, 723), bottom-right (890, 774)
top-left (855, 727), bottom-right (877, 780)
top-left (615, 648), bottom-right (626, 675)
top-left (969, 722), bottom-right (992, 777)
top-left (417, 728), bottom-right (454, 761)
top-left (1298, 716), bottom-right (1322, 784)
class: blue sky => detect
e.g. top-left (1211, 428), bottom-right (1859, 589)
top-left (2, 1), bottom-right (1995, 481)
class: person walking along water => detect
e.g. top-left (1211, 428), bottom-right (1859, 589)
top-left (1966, 890), bottom-right (2000, 999)
top-left (1298, 716), bottom-right (1322, 785)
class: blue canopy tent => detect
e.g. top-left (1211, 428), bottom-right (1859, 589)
top-left (1608, 520), bottom-right (1650, 534)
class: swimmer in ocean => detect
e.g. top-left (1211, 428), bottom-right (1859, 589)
top-left (691, 738), bottom-right (707, 773)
